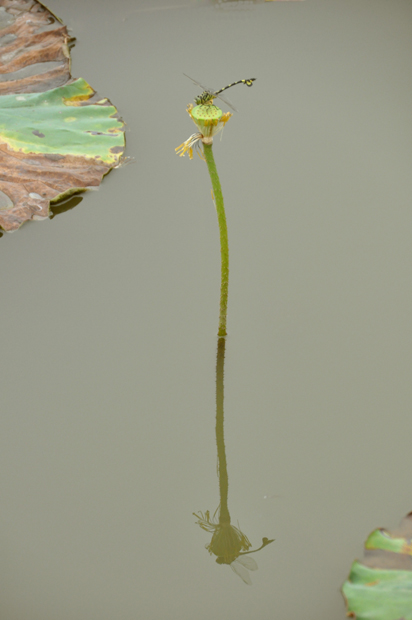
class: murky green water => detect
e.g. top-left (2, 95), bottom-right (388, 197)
top-left (2, 1), bottom-right (412, 618)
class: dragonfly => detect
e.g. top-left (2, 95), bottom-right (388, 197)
top-left (184, 73), bottom-right (256, 112)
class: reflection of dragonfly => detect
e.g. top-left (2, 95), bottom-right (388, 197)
top-left (216, 553), bottom-right (258, 585)
top-left (230, 555), bottom-right (258, 585)
top-left (184, 74), bottom-right (256, 112)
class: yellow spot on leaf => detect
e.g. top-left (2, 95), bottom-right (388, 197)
top-left (63, 87), bottom-right (94, 106)
top-left (65, 117), bottom-right (77, 122)
top-left (402, 542), bottom-right (412, 555)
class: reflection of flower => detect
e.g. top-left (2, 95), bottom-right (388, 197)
top-left (194, 508), bottom-right (275, 585)
top-left (193, 509), bottom-right (251, 563)
top-left (175, 104), bottom-right (232, 159)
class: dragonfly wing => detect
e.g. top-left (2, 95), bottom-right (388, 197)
top-left (236, 555), bottom-right (258, 571)
top-left (183, 73), bottom-right (214, 95)
top-left (215, 91), bottom-right (238, 113)
top-left (231, 560), bottom-right (253, 585)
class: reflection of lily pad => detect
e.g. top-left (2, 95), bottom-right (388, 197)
top-left (0, 0), bottom-right (125, 232)
top-left (342, 512), bottom-right (412, 620)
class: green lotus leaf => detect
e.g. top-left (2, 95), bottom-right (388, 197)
top-left (0, 78), bottom-right (124, 163)
top-left (0, 0), bottom-right (126, 232)
top-left (342, 512), bottom-right (412, 620)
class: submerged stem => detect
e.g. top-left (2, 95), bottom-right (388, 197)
top-left (203, 143), bottom-right (229, 338)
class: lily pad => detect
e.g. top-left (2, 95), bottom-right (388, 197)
top-left (0, 0), bottom-right (125, 232)
top-left (342, 512), bottom-right (412, 620)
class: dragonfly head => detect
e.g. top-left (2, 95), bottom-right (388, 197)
top-left (194, 91), bottom-right (215, 106)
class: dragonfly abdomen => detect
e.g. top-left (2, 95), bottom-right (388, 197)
top-left (215, 79), bottom-right (256, 96)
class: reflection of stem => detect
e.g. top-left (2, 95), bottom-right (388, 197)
top-left (203, 143), bottom-right (229, 338)
top-left (216, 336), bottom-right (230, 524)
top-left (239, 537), bottom-right (274, 556)
top-left (193, 335), bottom-right (274, 573)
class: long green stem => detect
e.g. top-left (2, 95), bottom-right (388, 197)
top-left (203, 143), bottom-right (229, 338)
